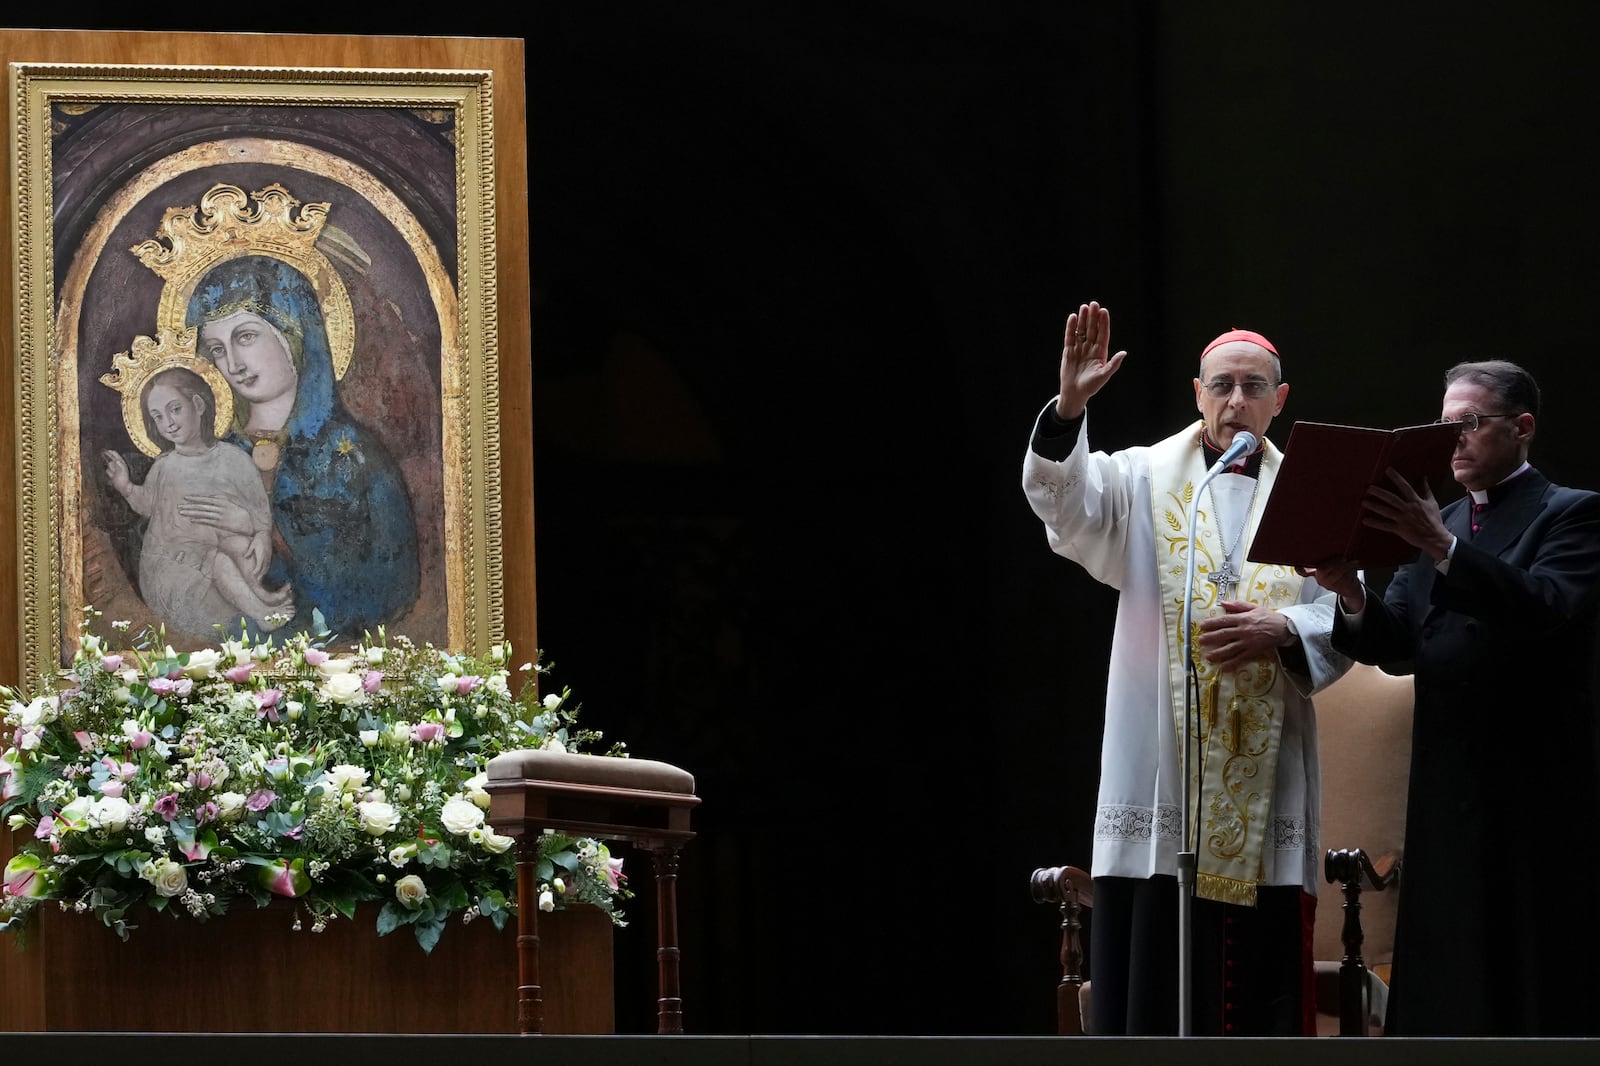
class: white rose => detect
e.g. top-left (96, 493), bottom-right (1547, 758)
top-left (394, 873), bottom-right (428, 909)
top-left (357, 800), bottom-right (400, 837)
top-left (481, 828), bottom-right (515, 855)
top-left (152, 858), bottom-right (188, 897)
top-left (89, 796), bottom-right (132, 833)
top-left (439, 798), bottom-right (484, 835)
top-left (319, 673), bottom-right (365, 704)
top-left (183, 649), bottom-right (222, 678)
top-left (324, 764), bottom-right (370, 794)
top-left (214, 792), bottom-right (247, 822)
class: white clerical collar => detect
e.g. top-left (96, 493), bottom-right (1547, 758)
top-left (1469, 461), bottom-right (1531, 505)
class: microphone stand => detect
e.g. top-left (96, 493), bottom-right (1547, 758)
top-left (1175, 435), bottom-right (1252, 1037)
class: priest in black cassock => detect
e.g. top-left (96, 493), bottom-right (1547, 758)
top-left (1306, 360), bottom-right (1600, 1036)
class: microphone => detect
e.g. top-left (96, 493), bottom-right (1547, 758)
top-left (1207, 430), bottom-right (1258, 476)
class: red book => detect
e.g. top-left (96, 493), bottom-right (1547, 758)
top-left (1247, 420), bottom-right (1463, 568)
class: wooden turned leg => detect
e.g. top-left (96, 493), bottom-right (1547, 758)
top-left (515, 842), bottom-right (544, 1035)
top-left (1325, 849), bottom-right (1367, 1038)
top-left (651, 846), bottom-right (685, 1033)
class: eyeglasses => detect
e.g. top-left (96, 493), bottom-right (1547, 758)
top-left (1433, 412), bottom-right (1513, 433)
top-left (1201, 378), bottom-right (1277, 399)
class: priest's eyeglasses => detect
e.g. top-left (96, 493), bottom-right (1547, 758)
top-left (1433, 412), bottom-right (1512, 433)
top-left (1201, 378), bottom-right (1276, 399)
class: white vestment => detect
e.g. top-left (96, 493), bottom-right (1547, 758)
top-left (1022, 406), bottom-right (1351, 894)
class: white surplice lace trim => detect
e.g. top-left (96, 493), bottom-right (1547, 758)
top-left (1094, 805), bottom-right (1316, 854)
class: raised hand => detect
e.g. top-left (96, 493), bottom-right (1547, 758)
top-left (101, 450), bottom-right (132, 495)
top-left (1057, 299), bottom-right (1128, 419)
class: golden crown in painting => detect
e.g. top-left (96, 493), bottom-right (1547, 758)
top-left (130, 182), bottom-right (355, 378)
top-left (98, 327), bottom-right (236, 458)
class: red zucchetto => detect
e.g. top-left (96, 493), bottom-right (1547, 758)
top-left (1201, 328), bottom-right (1278, 359)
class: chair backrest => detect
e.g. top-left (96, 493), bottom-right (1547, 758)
top-left (1310, 662), bottom-right (1414, 970)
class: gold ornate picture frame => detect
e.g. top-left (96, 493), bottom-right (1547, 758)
top-left (9, 62), bottom-right (504, 685)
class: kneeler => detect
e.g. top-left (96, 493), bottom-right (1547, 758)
top-left (486, 750), bottom-right (699, 1034)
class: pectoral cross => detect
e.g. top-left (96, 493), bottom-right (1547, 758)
top-left (1207, 560), bottom-right (1241, 601)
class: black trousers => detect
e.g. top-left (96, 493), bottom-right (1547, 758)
top-left (1088, 874), bottom-right (1311, 1036)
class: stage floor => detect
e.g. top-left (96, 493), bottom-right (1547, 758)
top-left (4, 1034), bottom-right (1599, 1066)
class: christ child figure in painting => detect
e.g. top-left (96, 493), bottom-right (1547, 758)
top-left (102, 367), bottom-right (293, 636)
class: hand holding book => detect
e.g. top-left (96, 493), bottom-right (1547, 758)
top-left (1247, 420), bottom-right (1463, 569)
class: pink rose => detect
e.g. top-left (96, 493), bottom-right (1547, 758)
top-left (99, 779), bottom-right (125, 798)
top-left (149, 677), bottom-right (176, 695)
top-left (304, 648), bottom-right (329, 667)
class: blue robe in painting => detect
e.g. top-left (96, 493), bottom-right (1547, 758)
top-left (187, 255), bottom-right (420, 639)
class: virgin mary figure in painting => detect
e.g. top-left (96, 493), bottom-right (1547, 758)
top-left (179, 254), bottom-right (421, 638)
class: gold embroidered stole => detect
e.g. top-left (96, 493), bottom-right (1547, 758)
top-left (1149, 422), bottom-right (1304, 906)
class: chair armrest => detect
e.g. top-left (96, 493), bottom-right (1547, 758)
top-left (1031, 864), bottom-right (1094, 909)
top-left (1324, 847), bottom-right (1401, 892)
top-left (1031, 865), bottom-right (1093, 1035)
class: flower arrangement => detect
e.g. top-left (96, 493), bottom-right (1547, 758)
top-left (0, 609), bottom-right (630, 952)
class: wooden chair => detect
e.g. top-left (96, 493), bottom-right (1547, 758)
top-left (1030, 662), bottom-right (1414, 1037)
top-left (1310, 662), bottom-right (1413, 1036)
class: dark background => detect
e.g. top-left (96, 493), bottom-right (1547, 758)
top-left (17, 1), bottom-right (1600, 1037)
